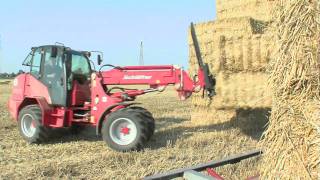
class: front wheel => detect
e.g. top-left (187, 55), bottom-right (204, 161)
top-left (101, 107), bottom-right (155, 152)
top-left (18, 105), bottom-right (50, 143)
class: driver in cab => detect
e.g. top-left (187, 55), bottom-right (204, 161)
top-left (44, 56), bottom-right (63, 86)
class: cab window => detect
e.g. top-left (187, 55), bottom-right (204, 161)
top-left (30, 49), bottom-right (42, 77)
top-left (22, 51), bottom-right (33, 66)
top-left (43, 48), bottom-right (63, 77)
top-left (71, 53), bottom-right (91, 76)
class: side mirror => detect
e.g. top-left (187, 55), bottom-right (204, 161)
top-left (51, 47), bottom-right (58, 58)
top-left (97, 55), bottom-right (103, 65)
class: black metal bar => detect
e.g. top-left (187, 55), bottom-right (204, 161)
top-left (190, 22), bottom-right (204, 68)
top-left (144, 149), bottom-right (262, 180)
top-left (190, 22), bottom-right (216, 98)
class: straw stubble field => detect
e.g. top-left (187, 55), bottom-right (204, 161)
top-left (0, 82), bottom-right (267, 179)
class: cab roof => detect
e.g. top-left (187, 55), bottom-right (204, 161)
top-left (32, 45), bottom-right (69, 50)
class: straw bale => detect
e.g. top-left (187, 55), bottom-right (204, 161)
top-left (260, 0), bottom-right (320, 178)
top-left (191, 72), bottom-right (271, 109)
top-left (188, 17), bottom-right (274, 109)
top-left (216, 0), bottom-right (277, 21)
top-left (188, 0), bottom-right (277, 110)
top-left (188, 19), bottom-right (272, 74)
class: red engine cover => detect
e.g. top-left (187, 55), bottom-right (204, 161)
top-left (8, 74), bottom-right (51, 118)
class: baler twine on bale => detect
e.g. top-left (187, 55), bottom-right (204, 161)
top-left (260, 0), bottom-right (320, 179)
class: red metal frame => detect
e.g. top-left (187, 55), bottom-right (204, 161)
top-left (206, 168), bottom-right (224, 180)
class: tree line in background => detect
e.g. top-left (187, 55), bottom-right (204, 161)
top-left (0, 72), bottom-right (22, 79)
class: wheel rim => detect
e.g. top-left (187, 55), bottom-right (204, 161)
top-left (109, 118), bottom-right (138, 146)
top-left (21, 114), bottom-right (36, 138)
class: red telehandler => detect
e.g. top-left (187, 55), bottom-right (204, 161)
top-left (8, 24), bottom-right (216, 152)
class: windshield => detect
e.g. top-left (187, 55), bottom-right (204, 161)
top-left (71, 51), bottom-right (91, 76)
top-left (22, 51), bottom-right (33, 66)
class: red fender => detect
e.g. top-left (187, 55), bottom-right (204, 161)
top-left (95, 102), bottom-right (140, 135)
top-left (15, 97), bottom-right (64, 128)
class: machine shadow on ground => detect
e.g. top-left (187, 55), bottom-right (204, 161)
top-left (48, 117), bottom-right (188, 145)
top-left (231, 108), bottom-right (271, 140)
top-left (45, 108), bottom-right (270, 149)
top-left (46, 126), bottom-right (101, 144)
top-left (149, 108), bottom-right (271, 149)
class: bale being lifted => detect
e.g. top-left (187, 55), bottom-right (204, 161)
top-left (260, 0), bottom-right (320, 178)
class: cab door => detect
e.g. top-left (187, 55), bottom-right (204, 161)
top-left (41, 47), bottom-right (67, 106)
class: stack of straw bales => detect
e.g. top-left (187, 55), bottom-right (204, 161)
top-left (260, 1), bottom-right (320, 178)
top-left (189, 1), bottom-right (276, 111)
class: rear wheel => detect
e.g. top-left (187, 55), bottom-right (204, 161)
top-left (101, 107), bottom-right (155, 152)
top-left (18, 105), bottom-right (50, 143)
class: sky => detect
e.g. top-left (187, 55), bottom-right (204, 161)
top-left (0, 0), bottom-right (216, 73)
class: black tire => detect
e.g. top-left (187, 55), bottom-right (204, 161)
top-left (101, 107), bottom-right (154, 152)
top-left (18, 105), bottom-right (50, 143)
top-left (127, 107), bottom-right (155, 139)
